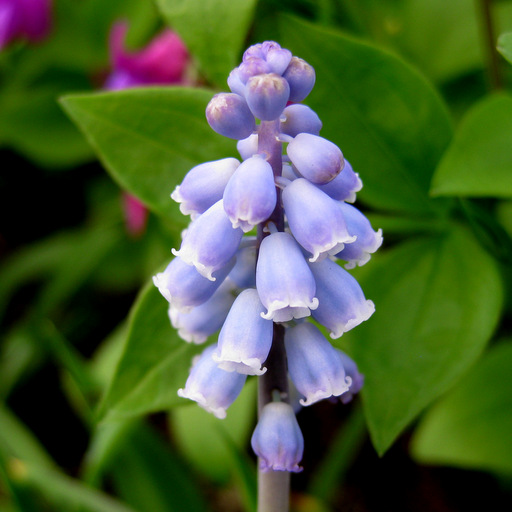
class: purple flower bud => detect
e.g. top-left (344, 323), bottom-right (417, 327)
top-left (261, 41), bottom-right (292, 75)
top-left (236, 133), bottom-right (259, 160)
top-left (169, 280), bottom-right (235, 344)
top-left (282, 56), bottom-right (316, 102)
top-left (223, 155), bottom-right (277, 232)
top-left (280, 104), bottom-right (322, 138)
top-left (251, 402), bottom-right (304, 473)
top-left (238, 57), bottom-right (272, 83)
top-left (172, 200), bottom-right (243, 281)
top-left (243, 44), bottom-right (264, 61)
top-left (309, 258), bottom-right (375, 339)
top-left (227, 243), bottom-right (257, 288)
top-left (245, 73), bottom-right (290, 121)
top-left (171, 158), bottom-right (240, 218)
top-left (336, 350), bottom-right (364, 404)
top-left (213, 288), bottom-right (273, 375)
top-left (287, 133), bottom-right (344, 184)
top-left (206, 93), bottom-right (256, 140)
top-left (105, 21), bottom-right (189, 89)
top-left (334, 202), bottom-right (383, 269)
top-left (315, 159), bottom-right (362, 202)
top-left (282, 178), bottom-right (356, 262)
top-left (284, 323), bottom-right (352, 406)
top-left (153, 256), bottom-right (235, 311)
top-left (256, 232), bottom-right (318, 322)
top-left (0, 0), bottom-right (52, 50)
top-left (227, 67), bottom-right (246, 96)
top-left (178, 345), bottom-right (247, 418)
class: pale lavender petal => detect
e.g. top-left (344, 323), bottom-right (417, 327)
top-left (315, 160), bottom-right (362, 203)
top-left (284, 323), bottom-right (351, 406)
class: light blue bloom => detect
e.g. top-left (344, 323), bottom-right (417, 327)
top-left (284, 322), bottom-right (351, 406)
top-left (172, 200), bottom-right (243, 281)
top-left (282, 178), bottom-right (356, 262)
top-left (286, 133), bottom-right (344, 184)
top-left (169, 280), bottom-right (235, 344)
top-left (178, 344), bottom-right (247, 419)
top-left (236, 133), bottom-right (259, 160)
top-left (315, 159), bottom-right (362, 203)
top-left (153, 255), bottom-right (234, 311)
top-left (337, 350), bottom-right (364, 404)
top-left (171, 158), bottom-right (240, 218)
top-left (309, 257), bottom-right (375, 339)
top-left (256, 231), bottom-right (318, 322)
top-left (227, 242), bottom-right (257, 289)
top-left (245, 73), bottom-right (290, 121)
top-left (223, 155), bottom-right (277, 232)
top-left (334, 202), bottom-right (383, 269)
top-left (206, 92), bottom-right (256, 140)
top-left (213, 288), bottom-right (273, 375)
top-left (280, 104), bottom-right (322, 138)
top-left (251, 402), bottom-right (304, 473)
top-left (282, 56), bottom-right (315, 102)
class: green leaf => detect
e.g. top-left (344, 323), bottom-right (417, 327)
top-left (279, 15), bottom-right (453, 215)
top-left (431, 94), bottom-right (512, 198)
top-left (60, 88), bottom-right (235, 221)
top-left (411, 341), bottom-right (512, 475)
top-left (498, 32), bottom-right (512, 64)
top-left (97, 280), bottom-right (202, 422)
top-left (347, 224), bottom-right (503, 455)
top-left (155, 0), bottom-right (258, 86)
top-left (170, 378), bottom-right (256, 484)
top-left (110, 423), bottom-right (210, 512)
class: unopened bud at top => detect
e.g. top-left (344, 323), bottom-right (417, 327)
top-left (206, 93), bottom-right (255, 140)
top-left (245, 73), bottom-right (290, 121)
top-left (283, 56), bottom-right (316, 102)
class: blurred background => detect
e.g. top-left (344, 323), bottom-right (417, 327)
top-left (1, 1), bottom-right (512, 511)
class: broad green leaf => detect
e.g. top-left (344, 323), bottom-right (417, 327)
top-left (431, 94), bottom-right (512, 198)
top-left (347, 224), bottom-right (503, 455)
top-left (280, 15), bottom-right (453, 215)
top-left (61, 88), bottom-right (234, 221)
top-left (411, 341), bottom-right (512, 474)
top-left (97, 280), bottom-right (202, 422)
top-left (498, 32), bottom-right (512, 64)
top-left (110, 423), bottom-right (209, 512)
top-left (156, 0), bottom-right (258, 86)
top-left (170, 378), bottom-right (256, 484)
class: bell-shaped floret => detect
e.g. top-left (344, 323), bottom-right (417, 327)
top-left (282, 178), bottom-right (356, 262)
top-left (206, 93), bottom-right (255, 140)
top-left (213, 289), bottom-right (273, 375)
top-left (245, 73), bottom-right (290, 121)
top-left (309, 258), bottom-right (375, 338)
top-left (336, 350), bottom-right (364, 404)
top-left (256, 231), bottom-right (318, 322)
top-left (172, 200), bottom-right (243, 281)
top-left (227, 243), bottom-right (257, 289)
top-left (251, 402), bottom-right (304, 473)
top-left (334, 202), bottom-right (383, 269)
top-left (169, 280), bottom-right (235, 344)
top-left (282, 56), bottom-right (316, 102)
top-left (315, 159), bottom-right (362, 202)
top-left (171, 158), bottom-right (240, 218)
top-left (227, 67), bottom-right (246, 96)
top-left (223, 155), bottom-right (277, 232)
top-left (178, 345), bottom-right (247, 419)
top-left (284, 322), bottom-right (352, 406)
top-left (261, 41), bottom-right (292, 75)
top-left (280, 104), bottom-right (322, 138)
top-left (237, 133), bottom-right (259, 160)
top-left (287, 133), bottom-right (344, 184)
top-left (153, 255), bottom-right (234, 311)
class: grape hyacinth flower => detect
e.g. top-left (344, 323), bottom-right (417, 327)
top-left (154, 40), bottom-right (381, 490)
top-left (0, 0), bottom-right (52, 50)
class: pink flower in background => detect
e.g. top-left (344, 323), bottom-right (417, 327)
top-left (104, 21), bottom-right (189, 236)
top-left (0, 0), bottom-right (52, 50)
top-left (104, 21), bottom-right (189, 90)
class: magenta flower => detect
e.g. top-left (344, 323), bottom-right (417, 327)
top-left (0, 0), bottom-right (52, 50)
top-left (104, 21), bottom-right (189, 90)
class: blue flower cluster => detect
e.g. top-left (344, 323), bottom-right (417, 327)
top-left (154, 41), bottom-right (382, 473)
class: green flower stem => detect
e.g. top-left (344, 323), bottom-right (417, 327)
top-left (478, 0), bottom-right (502, 89)
top-left (256, 120), bottom-right (291, 512)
